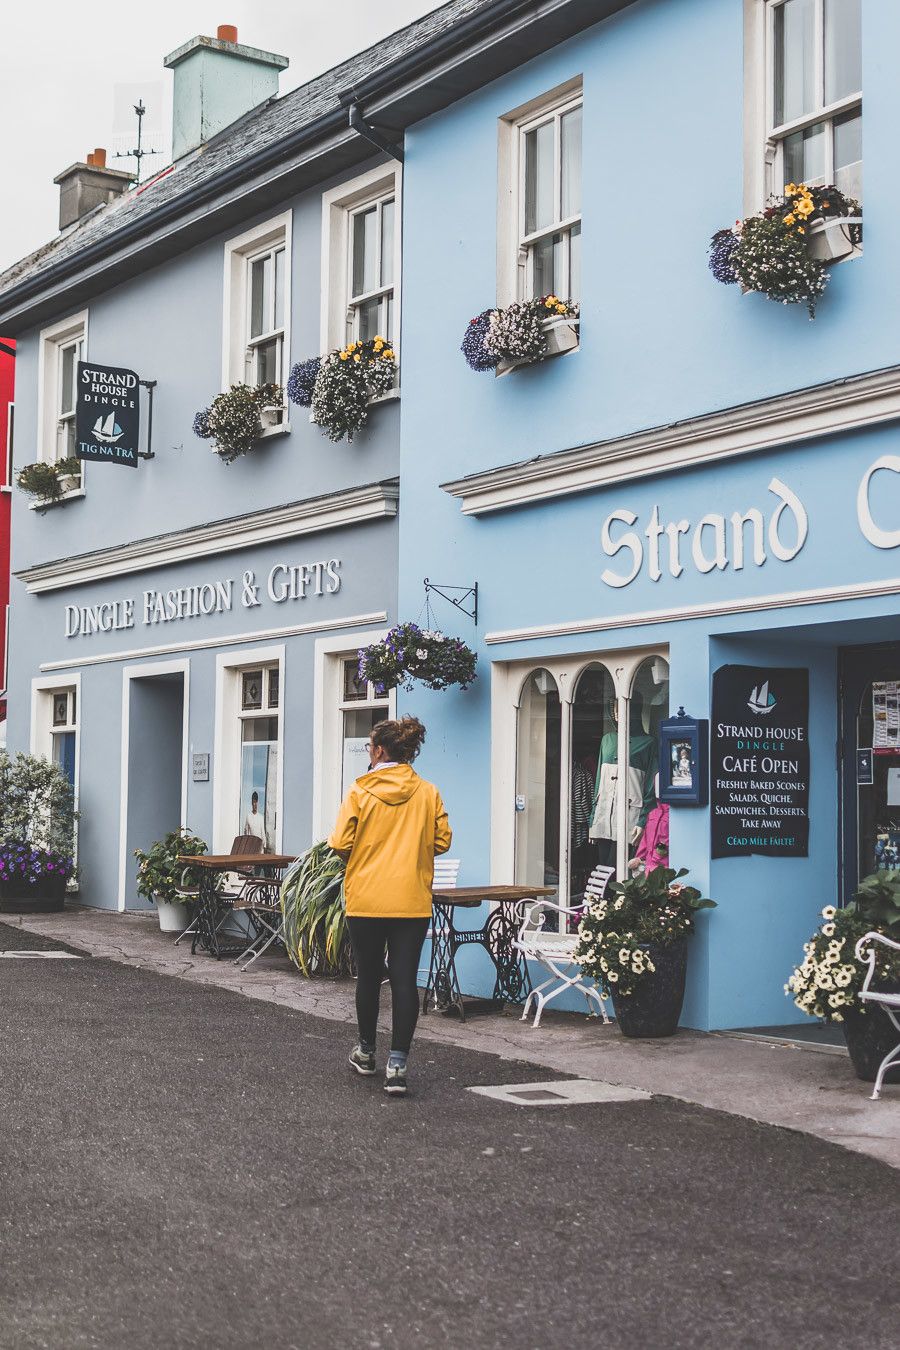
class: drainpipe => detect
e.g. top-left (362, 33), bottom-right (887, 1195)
top-left (346, 103), bottom-right (404, 163)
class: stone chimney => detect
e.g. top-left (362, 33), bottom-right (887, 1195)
top-left (164, 24), bottom-right (289, 162)
top-left (53, 149), bottom-right (134, 230)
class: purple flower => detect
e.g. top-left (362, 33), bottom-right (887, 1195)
top-left (193, 407), bottom-right (213, 439)
top-left (461, 310), bottom-right (500, 372)
top-left (287, 358), bottom-right (321, 408)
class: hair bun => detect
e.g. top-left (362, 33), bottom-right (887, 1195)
top-left (371, 716), bottom-right (426, 763)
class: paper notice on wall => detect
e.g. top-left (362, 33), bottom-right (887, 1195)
top-left (888, 768), bottom-right (900, 806)
top-left (873, 682), bottom-right (900, 748)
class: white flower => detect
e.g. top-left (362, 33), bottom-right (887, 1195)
top-left (608, 971), bottom-right (619, 982)
top-left (614, 897), bottom-right (624, 910)
top-left (821, 906), bottom-right (836, 920)
top-left (416, 649), bottom-right (429, 660)
top-left (822, 923), bottom-right (836, 937)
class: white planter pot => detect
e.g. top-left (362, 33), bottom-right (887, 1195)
top-left (496, 316), bottom-right (580, 376)
top-left (260, 404), bottom-right (285, 430)
top-left (808, 216), bottom-right (862, 262)
top-left (155, 897), bottom-right (188, 933)
top-left (56, 474), bottom-right (81, 495)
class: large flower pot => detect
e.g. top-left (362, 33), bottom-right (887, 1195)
top-left (841, 1003), bottom-right (900, 1083)
top-left (0, 873), bottom-right (67, 914)
top-left (155, 898), bottom-right (189, 934)
top-left (610, 939), bottom-right (688, 1038)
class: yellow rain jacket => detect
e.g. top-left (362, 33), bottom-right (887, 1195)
top-left (328, 764), bottom-right (452, 918)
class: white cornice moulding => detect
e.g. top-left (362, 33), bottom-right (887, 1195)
top-left (39, 611), bottom-right (389, 672)
top-left (484, 575), bottom-right (900, 646)
top-left (442, 366), bottom-right (900, 515)
top-left (17, 478), bottom-right (400, 594)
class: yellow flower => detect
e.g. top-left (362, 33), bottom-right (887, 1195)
top-left (785, 183), bottom-right (798, 195)
top-left (784, 212), bottom-right (796, 226)
top-left (353, 354), bottom-right (361, 362)
top-left (374, 335), bottom-right (384, 344)
top-left (383, 348), bottom-right (394, 359)
top-left (339, 351), bottom-right (349, 361)
top-left (798, 226), bottom-right (805, 234)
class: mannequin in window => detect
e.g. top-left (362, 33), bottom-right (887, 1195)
top-left (588, 694), bottom-right (657, 865)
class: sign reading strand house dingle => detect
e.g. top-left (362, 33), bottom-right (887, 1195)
top-left (75, 361), bottom-right (140, 467)
top-left (711, 665), bottom-right (810, 859)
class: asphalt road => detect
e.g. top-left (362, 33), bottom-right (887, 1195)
top-left (1, 923), bottom-right (899, 1350)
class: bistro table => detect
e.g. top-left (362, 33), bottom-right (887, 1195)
top-left (178, 853), bottom-right (295, 959)
top-left (422, 885), bottom-right (556, 1021)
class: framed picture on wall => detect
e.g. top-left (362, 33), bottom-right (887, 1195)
top-left (658, 709), bottom-right (708, 806)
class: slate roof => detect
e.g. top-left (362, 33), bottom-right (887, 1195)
top-left (0, 0), bottom-right (496, 299)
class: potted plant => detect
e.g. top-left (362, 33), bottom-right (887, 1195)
top-left (280, 841), bottom-right (352, 976)
top-left (357, 622), bottom-right (478, 692)
top-left (193, 382), bottom-right (283, 462)
top-left (462, 295), bottom-right (579, 374)
top-left (786, 874), bottom-right (900, 1083)
top-left (133, 828), bottom-right (211, 933)
top-left (575, 866), bottom-right (716, 1037)
top-left (298, 336), bottom-right (395, 443)
top-left (15, 458), bottom-right (82, 505)
top-left (0, 750), bottom-right (77, 912)
top-left (709, 183), bottom-right (861, 319)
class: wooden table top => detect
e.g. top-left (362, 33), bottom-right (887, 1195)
top-left (432, 885), bottom-right (556, 906)
top-left (177, 853), bottom-right (296, 869)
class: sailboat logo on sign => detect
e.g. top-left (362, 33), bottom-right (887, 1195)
top-left (92, 411), bottom-right (124, 443)
top-left (747, 680), bottom-right (777, 716)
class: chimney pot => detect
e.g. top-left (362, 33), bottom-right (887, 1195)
top-left (93, 147), bottom-right (107, 168)
top-left (217, 23), bottom-right (238, 42)
top-left (86, 152), bottom-right (95, 166)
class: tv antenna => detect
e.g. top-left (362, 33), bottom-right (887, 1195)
top-left (113, 100), bottom-right (162, 184)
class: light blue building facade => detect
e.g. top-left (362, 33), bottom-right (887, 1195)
top-left (1, 0), bottom-right (897, 1031)
top-left (394, 0), bottom-right (900, 1029)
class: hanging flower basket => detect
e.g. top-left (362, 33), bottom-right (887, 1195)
top-left (709, 184), bottom-right (862, 319)
top-left (286, 357), bottom-right (321, 408)
top-left (193, 382), bottom-right (283, 463)
top-left (461, 295), bottom-right (579, 374)
top-left (357, 622), bottom-right (478, 692)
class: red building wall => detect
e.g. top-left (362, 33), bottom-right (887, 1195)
top-left (0, 337), bottom-right (14, 720)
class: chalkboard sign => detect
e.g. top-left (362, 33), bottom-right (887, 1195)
top-left (710, 665), bottom-right (809, 859)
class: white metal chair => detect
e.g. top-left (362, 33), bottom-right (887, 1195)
top-left (419, 858), bottom-right (461, 986)
top-left (854, 931), bottom-right (900, 1099)
top-left (514, 898), bottom-right (612, 1028)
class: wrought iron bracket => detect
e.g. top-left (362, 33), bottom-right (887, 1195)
top-left (423, 578), bottom-right (478, 626)
top-left (138, 379), bottom-right (156, 459)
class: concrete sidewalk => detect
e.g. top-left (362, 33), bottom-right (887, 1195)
top-left (4, 905), bottom-right (900, 1170)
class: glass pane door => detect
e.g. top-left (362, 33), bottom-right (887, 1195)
top-left (515, 670), bottom-right (561, 898)
top-left (840, 644), bottom-right (900, 902)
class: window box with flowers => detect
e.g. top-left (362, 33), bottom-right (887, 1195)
top-left (286, 336), bottom-right (396, 444)
top-left (709, 183), bottom-right (861, 319)
top-left (574, 866), bottom-right (715, 1037)
top-left (460, 296), bottom-right (579, 376)
top-left (16, 457), bottom-right (83, 509)
top-left (193, 382), bottom-right (284, 463)
top-left (357, 623), bottom-right (477, 694)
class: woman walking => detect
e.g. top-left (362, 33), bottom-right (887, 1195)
top-left (329, 716), bottom-right (451, 1095)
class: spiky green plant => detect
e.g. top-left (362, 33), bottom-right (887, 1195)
top-left (280, 841), bottom-right (352, 976)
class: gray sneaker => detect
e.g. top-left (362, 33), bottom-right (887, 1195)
top-left (384, 1063), bottom-right (408, 1096)
top-left (348, 1045), bottom-right (377, 1076)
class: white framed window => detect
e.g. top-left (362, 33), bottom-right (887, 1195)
top-left (748, 0), bottom-right (861, 206)
top-left (498, 79), bottom-right (582, 308)
top-left (321, 165), bottom-right (402, 356)
top-left (312, 632), bottom-right (395, 839)
top-left (30, 675), bottom-right (81, 857)
top-left (492, 647), bottom-right (669, 933)
top-left (2, 401), bottom-right (12, 492)
top-left (37, 310), bottom-right (88, 479)
top-left (213, 646), bottom-right (285, 854)
top-left (223, 212), bottom-right (292, 398)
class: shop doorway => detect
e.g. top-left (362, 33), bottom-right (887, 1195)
top-left (121, 667), bottom-right (188, 911)
top-left (839, 643), bottom-right (900, 905)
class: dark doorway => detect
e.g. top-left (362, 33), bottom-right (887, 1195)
top-left (124, 672), bottom-right (186, 911)
top-left (839, 643), bottom-right (900, 905)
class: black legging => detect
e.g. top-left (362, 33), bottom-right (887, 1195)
top-left (348, 916), bottom-right (430, 1053)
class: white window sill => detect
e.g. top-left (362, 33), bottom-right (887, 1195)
top-left (28, 487), bottom-right (85, 511)
top-left (258, 417), bottom-right (291, 440)
top-left (0, 485), bottom-right (11, 495)
top-left (308, 386), bottom-right (399, 425)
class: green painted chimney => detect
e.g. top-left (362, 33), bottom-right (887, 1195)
top-left (164, 25), bottom-right (289, 162)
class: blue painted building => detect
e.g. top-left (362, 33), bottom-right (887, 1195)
top-left (0, 0), bottom-right (896, 1031)
top-left (392, 0), bottom-right (898, 1030)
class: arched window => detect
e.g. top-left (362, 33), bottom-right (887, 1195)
top-left (515, 669), bottom-right (562, 897)
top-left (568, 663), bottom-right (616, 908)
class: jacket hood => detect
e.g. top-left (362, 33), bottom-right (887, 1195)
top-left (358, 763), bottom-right (423, 806)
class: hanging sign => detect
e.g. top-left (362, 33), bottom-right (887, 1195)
top-left (75, 361), bottom-right (140, 467)
top-left (710, 665), bottom-right (809, 859)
